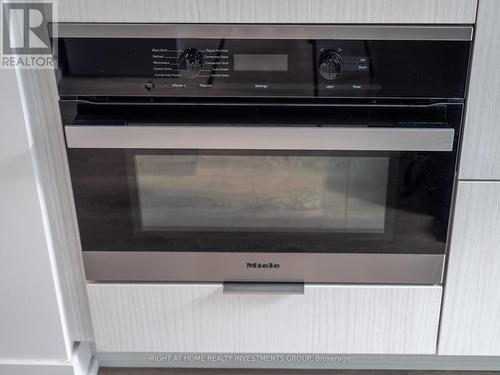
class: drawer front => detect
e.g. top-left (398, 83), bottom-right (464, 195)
top-left (87, 284), bottom-right (442, 354)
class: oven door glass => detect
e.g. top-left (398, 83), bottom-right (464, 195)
top-left (135, 153), bottom-right (390, 233)
top-left (68, 148), bottom-right (454, 254)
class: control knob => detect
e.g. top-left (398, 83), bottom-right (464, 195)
top-left (319, 50), bottom-right (343, 80)
top-left (178, 48), bottom-right (204, 78)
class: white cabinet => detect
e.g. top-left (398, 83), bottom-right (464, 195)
top-left (439, 0), bottom-right (500, 357)
top-left (56, 0), bottom-right (477, 24)
top-left (459, 0), bottom-right (500, 180)
top-left (87, 284), bottom-right (442, 354)
top-left (439, 182), bottom-right (500, 355)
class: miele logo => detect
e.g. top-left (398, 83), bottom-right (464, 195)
top-left (246, 262), bottom-right (281, 269)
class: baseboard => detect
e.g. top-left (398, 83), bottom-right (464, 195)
top-left (0, 362), bottom-right (77, 375)
top-left (0, 343), bottom-right (97, 375)
top-left (96, 353), bottom-right (500, 371)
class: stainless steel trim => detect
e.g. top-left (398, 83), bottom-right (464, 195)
top-left (54, 23), bottom-right (473, 41)
top-left (83, 252), bottom-right (445, 284)
top-left (223, 282), bottom-right (305, 294)
top-left (65, 126), bottom-right (455, 152)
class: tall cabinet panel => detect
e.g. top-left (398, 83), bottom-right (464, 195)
top-left (439, 0), bottom-right (500, 356)
top-left (459, 0), bottom-right (500, 179)
top-left (439, 182), bottom-right (500, 355)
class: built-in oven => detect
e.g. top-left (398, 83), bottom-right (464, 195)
top-left (55, 24), bottom-right (472, 284)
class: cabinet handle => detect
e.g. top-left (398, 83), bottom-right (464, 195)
top-left (223, 282), bottom-right (305, 294)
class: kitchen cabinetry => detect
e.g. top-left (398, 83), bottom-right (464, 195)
top-left (439, 182), bottom-right (500, 355)
top-left (87, 284), bottom-right (442, 354)
top-left (459, 0), bottom-right (500, 180)
top-left (439, 0), bottom-right (500, 357)
top-left (56, 0), bottom-right (477, 24)
top-left (8, 0), bottom-right (494, 370)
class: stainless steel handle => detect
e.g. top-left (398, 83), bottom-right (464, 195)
top-left (55, 24), bottom-right (474, 41)
top-left (223, 282), bottom-right (305, 295)
top-left (65, 125), bottom-right (455, 152)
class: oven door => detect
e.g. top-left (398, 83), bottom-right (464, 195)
top-left (65, 109), bottom-right (459, 284)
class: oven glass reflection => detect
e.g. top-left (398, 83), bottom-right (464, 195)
top-left (135, 155), bottom-right (390, 233)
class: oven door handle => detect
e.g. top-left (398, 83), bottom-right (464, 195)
top-left (64, 125), bottom-right (455, 152)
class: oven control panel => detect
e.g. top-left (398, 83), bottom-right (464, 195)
top-left (145, 41), bottom-right (374, 95)
top-left (152, 46), bottom-right (370, 81)
top-left (56, 29), bottom-right (471, 98)
top-left (152, 47), bottom-right (231, 80)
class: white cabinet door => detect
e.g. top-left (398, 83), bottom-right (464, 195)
top-left (87, 284), bottom-right (442, 354)
top-left (56, 0), bottom-right (477, 24)
top-left (459, 0), bottom-right (500, 180)
top-left (439, 182), bottom-right (500, 355)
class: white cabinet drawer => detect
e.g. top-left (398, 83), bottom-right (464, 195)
top-left (87, 284), bottom-right (442, 354)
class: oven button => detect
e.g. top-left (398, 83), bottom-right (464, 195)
top-left (178, 48), bottom-right (204, 78)
top-left (144, 80), bottom-right (155, 91)
top-left (319, 50), bottom-right (343, 80)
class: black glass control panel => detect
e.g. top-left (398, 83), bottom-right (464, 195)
top-left (56, 36), bottom-right (470, 98)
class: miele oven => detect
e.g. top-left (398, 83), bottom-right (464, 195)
top-left (54, 24), bottom-right (472, 284)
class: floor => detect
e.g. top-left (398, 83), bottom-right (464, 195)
top-left (99, 370), bottom-right (500, 375)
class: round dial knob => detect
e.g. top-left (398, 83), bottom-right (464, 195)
top-left (178, 48), bottom-right (204, 78)
top-left (319, 50), bottom-right (343, 80)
